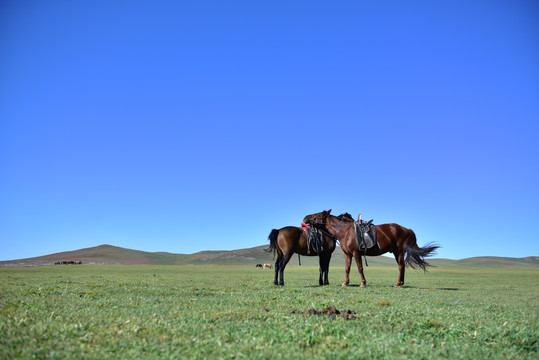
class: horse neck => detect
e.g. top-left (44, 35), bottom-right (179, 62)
top-left (326, 215), bottom-right (350, 231)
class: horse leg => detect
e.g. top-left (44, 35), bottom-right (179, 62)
top-left (323, 254), bottom-right (331, 285)
top-left (273, 257), bottom-right (281, 285)
top-left (318, 253), bottom-right (330, 286)
top-left (279, 252), bottom-right (293, 286)
top-left (318, 255), bottom-right (324, 286)
top-left (394, 251), bottom-right (405, 287)
top-left (342, 253), bottom-right (352, 286)
top-left (353, 251), bottom-right (366, 288)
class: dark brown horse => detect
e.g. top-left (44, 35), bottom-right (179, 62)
top-left (303, 210), bottom-right (439, 287)
top-left (266, 226), bottom-right (336, 286)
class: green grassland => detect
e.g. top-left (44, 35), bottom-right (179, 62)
top-left (1, 265), bottom-right (538, 359)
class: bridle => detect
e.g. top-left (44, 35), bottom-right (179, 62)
top-left (308, 214), bottom-right (344, 241)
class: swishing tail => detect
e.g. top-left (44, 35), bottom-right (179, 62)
top-left (266, 229), bottom-right (279, 258)
top-left (404, 230), bottom-right (440, 271)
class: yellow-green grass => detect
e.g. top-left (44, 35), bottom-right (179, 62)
top-left (1, 265), bottom-right (537, 359)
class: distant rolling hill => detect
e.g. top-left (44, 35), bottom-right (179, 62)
top-left (430, 256), bottom-right (539, 268)
top-left (0, 244), bottom-right (537, 269)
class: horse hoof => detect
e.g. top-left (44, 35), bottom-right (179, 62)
top-left (341, 283), bottom-right (348, 287)
top-left (360, 284), bottom-right (366, 288)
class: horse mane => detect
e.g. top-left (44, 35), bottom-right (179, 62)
top-left (337, 213), bottom-right (355, 222)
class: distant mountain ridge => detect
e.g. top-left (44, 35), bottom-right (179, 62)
top-left (1, 244), bottom-right (538, 268)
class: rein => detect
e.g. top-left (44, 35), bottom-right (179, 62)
top-left (310, 215), bottom-right (344, 241)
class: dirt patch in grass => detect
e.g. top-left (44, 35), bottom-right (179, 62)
top-left (293, 305), bottom-right (357, 320)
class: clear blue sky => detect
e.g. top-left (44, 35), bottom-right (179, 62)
top-left (1, 0), bottom-right (538, 261)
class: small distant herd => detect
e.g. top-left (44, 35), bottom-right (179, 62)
top-left (256, 263), bottom-right (273, 269)
top-left (55, 261), bottom-right (83, 265)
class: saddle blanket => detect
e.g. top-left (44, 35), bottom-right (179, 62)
top-left (354, 220), bottom-right (379, 252)
top-left (306, 226), bottom-right (325, 253)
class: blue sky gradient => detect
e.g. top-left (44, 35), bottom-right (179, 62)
top-left (1, 0), bottom-right (538, 260)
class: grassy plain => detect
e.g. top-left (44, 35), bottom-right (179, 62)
top-left (1, 265), bottom-right (537, 359)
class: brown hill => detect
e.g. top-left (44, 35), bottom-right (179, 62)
top-left (0, 244), bottom-right (272, 267)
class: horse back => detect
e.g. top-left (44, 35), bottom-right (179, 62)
top-left (375, 223), bottom-right (413, 247)
top-left (375, 223), bottom-right (410, 233)
top-left (278, 226), bottom-right (304, 238)
top-left (277, 226), bottom-right (334, 256)
top-left (276, 226), bottom-right (304, 252)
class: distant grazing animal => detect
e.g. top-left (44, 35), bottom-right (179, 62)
top-left (303, 209), bottom-right (439, 287)
top-left (266, 225), bottom-right (336, 286)
top-left (263, 263), bottom-right (273, 269)
top-left (256, 264), bottom-right (263, 268)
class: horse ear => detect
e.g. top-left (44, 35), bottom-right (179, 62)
top-left (327, 209), bottom-right (332, 215)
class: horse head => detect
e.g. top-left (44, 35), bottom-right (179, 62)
top-left (303, 209), bottom-right (332, 226)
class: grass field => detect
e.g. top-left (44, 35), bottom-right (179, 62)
top-left (1, 265), bottom-right (537, 359)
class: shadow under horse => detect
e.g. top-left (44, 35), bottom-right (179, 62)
top-left (303, 209), bottom-right (439, 287)
top-left (266, 226), bottom-right (336, 286)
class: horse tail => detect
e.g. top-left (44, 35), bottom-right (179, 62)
top-left (403, 230), bottom-right (440, 271)
top-left (266, 229), bottom-right (280, 258)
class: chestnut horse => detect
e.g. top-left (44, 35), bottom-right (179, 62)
top-left (303, 210), bottom-right (439, 287)
top-left (266, 226), bottom-right (336, 286)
